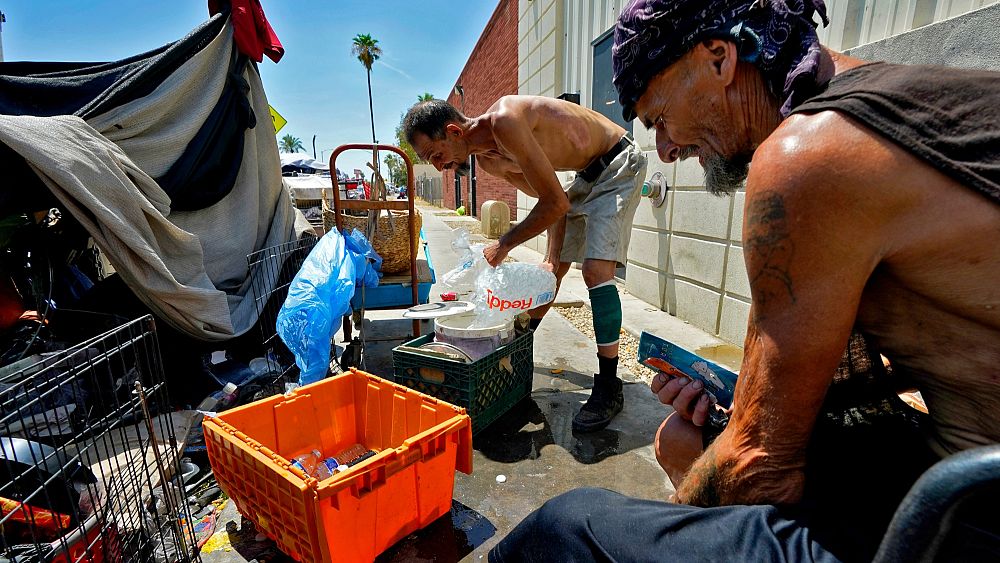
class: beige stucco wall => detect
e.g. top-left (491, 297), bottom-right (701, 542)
top-left (518, 0), bottom-right (999, 346)
top-left (412, 163), bottom-right (438, 179)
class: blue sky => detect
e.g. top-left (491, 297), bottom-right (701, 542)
top-left (0, 0), bottom-right (498, 175)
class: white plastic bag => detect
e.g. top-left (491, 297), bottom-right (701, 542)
top-left (469, 261), bottom-right (556, 328)
top-left (441, 229), bottom-right (487, 296)
top-left (441, 230), bottom-right (557, 328)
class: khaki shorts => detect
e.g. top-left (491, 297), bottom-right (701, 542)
top-left (560, 141), bottom-right (646, 266)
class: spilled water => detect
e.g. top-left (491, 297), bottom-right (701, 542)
top-left (376, 500), bottom-right (496, 562)
top-left (694, 343), bottom-right (743, 371)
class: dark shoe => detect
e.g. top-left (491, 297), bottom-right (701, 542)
top-left (572, 376), bottom-right (623, 432)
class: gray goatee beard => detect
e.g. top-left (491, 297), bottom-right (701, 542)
top-left (702, 152), bottom-right (751, 196)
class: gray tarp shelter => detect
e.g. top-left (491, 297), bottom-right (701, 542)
top-left (0, 12), bottom-right (313, 341)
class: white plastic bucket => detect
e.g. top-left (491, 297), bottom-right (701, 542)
top-left (434, 312), bottom-right (515, 361)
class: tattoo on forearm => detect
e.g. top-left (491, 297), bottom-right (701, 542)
top-left (745, 192), bottom-right (795, 317)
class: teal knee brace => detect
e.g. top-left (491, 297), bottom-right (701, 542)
top-left (589, 284), bottom-right (622, 346)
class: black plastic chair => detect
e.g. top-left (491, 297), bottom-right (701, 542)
top-left (874, 444), bottom-right (1000, 562)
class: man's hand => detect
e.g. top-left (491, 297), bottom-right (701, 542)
top-left (484, 241), bottom-right (510, 267)
top-left (650, 372), bottom-right (712, 426)
top-left (539, 261), bottom-right (557, 274)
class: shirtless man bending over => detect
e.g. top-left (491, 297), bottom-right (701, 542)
top-left (490, 0), bottom-right (1000, 561)
top-left (403, 97), bottom-right (647, 432)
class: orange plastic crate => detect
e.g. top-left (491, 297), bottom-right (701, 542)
top-left (203, 369), bottom-right (473, 563)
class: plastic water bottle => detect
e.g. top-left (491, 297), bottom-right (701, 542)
top-left (218, 382), bottom-right (239, 407)
top-left (291, 445), bottom-right (376, 479)
top-left (314, 457), bottom-right (340, 478)
top-left (334, 444), bottom-right (367, 464)
top-left (290, 449), bottom-right (323, 477)
top-left (329, 443), bottom-right (375, 468)
top-left (197, 382), bottom-right (239, 413)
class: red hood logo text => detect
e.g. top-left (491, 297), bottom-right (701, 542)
top-left (486, 289), bottom-right (533, 311)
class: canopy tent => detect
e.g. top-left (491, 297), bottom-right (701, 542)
top-left (280, 152), bottom-right (330, 172)
top-left (0, 11), bottom-right (313, 341)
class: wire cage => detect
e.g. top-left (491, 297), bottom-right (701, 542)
top-left (244, 237), bottom-right (318, 398)
top-left (0, 315), bottom-right (198, 562)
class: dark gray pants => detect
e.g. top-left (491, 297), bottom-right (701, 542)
top-left (488, 488), bottom-right (843, 563)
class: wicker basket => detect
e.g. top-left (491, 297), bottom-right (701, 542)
top-left (323, 206), bottom-right (422, 274)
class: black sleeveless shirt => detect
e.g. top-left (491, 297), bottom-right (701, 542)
top-left (790, 62), bottom-right (1000, 204)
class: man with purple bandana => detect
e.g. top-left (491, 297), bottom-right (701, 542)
top-left (489, 0), bottom-right (1000, 561)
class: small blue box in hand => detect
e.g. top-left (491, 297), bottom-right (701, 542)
top-left (637, 331), bottom-right (740, 408)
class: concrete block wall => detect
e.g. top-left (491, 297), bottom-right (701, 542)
top-left (514, 0), bottom-right (997, 346)
top-left (442, 0), bottom-right (520, 217)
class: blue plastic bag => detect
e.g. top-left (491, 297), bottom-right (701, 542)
top-left (344, 227), bottom-right (382, 281)
top-left (275, 229), bottom-right (380, 385)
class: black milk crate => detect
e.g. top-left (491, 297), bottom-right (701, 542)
top-left (391, 330), bottom-right (533, 434)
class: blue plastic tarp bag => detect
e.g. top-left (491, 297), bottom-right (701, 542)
top-left (276, 229), bottom-right (379, 385)
top-left (343, 227), bottom-right (382, 280)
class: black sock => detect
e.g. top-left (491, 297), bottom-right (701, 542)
top-left (529, 317), bottom-right (542, 330)
top-left (597, 355), bottom-right (619, 381)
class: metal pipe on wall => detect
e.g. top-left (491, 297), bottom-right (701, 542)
top-left (470, 155), bottom-right (477, 216)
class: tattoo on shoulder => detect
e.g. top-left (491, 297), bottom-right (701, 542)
top-left (745, 192), bottom-right (796, 317)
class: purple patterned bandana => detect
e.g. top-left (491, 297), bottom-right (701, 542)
top-left (613, 0), bottom-right (829, 120)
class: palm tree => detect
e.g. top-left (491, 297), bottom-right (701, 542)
top-left (417, 92), bottom-right (434, 102)
top-left (384, 153), bottom-right (405, 188)
top-left (351, 33), bottom-right (383, 145)
top-left (279, 134), bottom-right (304, 153)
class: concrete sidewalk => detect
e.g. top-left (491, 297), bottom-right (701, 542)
top-left (202, 203), bottom-right (742, 562)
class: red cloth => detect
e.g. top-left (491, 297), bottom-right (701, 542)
top-left (209, 0), bottom-right (283, 63)
top-left (1, 496), bottom-right (72, 544)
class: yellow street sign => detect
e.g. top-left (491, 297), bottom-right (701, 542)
top-left (269, 105), bottom-right (287, 134)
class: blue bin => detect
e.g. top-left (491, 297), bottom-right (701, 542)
top-left (351, 231), bottom-right (435, 310)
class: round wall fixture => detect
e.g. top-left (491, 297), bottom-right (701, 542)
top-left (641, 171), bottom-right (669, 208)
